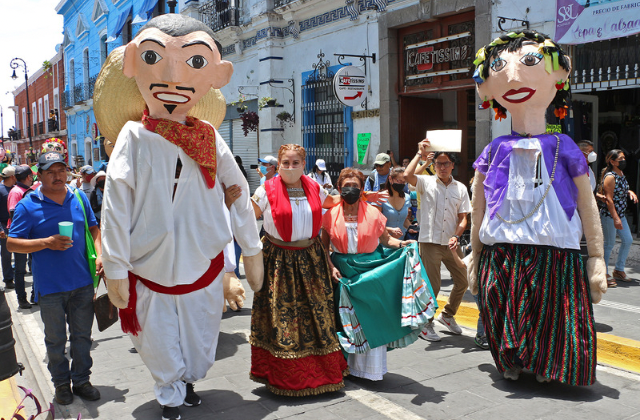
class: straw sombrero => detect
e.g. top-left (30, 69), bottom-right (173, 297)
top-left (93, 46), bottom-right (227, 154)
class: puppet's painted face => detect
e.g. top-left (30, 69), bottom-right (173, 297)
top-left (42, 139), bottom-right (67, 159)
top-left (123, 28), bottom-right (232, 121)
top-left (477, 42), bottom-right (569, 113)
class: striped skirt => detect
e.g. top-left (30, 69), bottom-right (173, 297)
top-left (477, 243), bottom-right (596, 386)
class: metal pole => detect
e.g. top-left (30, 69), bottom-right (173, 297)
top-left (10, 58), bottom-right (32, 163)
top-left (167, 0), bottom-right (177, 13)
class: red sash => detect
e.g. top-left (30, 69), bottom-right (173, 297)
top-left (119, 252), bottom-right (224, 336)
top-left (264, 175), bottom-right (322, 242)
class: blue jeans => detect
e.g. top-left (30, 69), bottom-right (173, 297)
top-left (38, 283), bottom-right (94, 388)
top-left (601, 215), bottom-right (633, 274)
top-left (233, 240), bottom-right (241, 277)
top-left (1, 223), bottom-right (13, 283)
top-left (14, 253), bottom-right (28, 300)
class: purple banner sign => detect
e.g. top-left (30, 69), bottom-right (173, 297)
top-left (555, 0), bottom-right (640, 44)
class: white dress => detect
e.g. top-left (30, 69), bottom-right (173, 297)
top-left (332, 222), bottom-right (388, 381)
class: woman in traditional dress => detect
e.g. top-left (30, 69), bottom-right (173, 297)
top-left (468, 30), bottom-right (607, 385)
top-left (322, 168), bottom-right (436, 381)
top-left (249, 144), bottom-right (348, 396)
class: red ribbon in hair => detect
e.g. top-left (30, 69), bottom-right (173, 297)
top-left (265, 175), bottom-right (322, 242)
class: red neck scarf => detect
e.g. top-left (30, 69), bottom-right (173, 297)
top-left (141, 110), bottom-right (216, 188)
top-left (265, 175), bottom-right (322, 242)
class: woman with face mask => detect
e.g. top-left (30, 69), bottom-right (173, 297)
top-left (320, 168), bottom-right (435, 381)
top-left (379, 167), bottom-right (412, 243)
top-left (600, 149), bottom-right (638, 287)
top-left (249, 144), bottom-right (349, 396)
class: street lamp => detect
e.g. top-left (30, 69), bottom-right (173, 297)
top-left (10, 58), bottom-right (33, 163)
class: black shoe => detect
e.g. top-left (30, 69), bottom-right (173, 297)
top-left (162, 405), bottom-right (181, 420)
top-left (72, 382), bottom-right (100, 401)
top-left (4, 280), bottom-right (14, 289)
top-left (183, 383), bottom-right (201, 407)
top-left (17, 298), bottom-right (32, 309)
top-left (54, 384), bottom-right (73, 405)
top-left (30, 293), bottom-right (37, 305)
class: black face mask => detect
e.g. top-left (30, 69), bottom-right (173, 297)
top-left (341, 187), bottom-right (361, 205)
top-left (392, 183), bottom-right (406, 193)
top-left (617, 160), bottom-right (627, 171)
top-left (96, 180), bottom-right (105, 189)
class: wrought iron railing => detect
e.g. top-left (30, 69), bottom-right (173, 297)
top-left (570, 34), bottom-right (640, 91)
top-left (62, 90), bottom-right (73, 109)
top-left (199, 1), bottom-right (240, 32)
top-left (38, 121), bottom-right (44, 135)
top-left (74, 84), bottom-right (85, 104)
top-left (48, 118), bottom-right (59, 132)
top-left (33, 124), bottom-right (39, 137)
top-left (88, 75), bottom-right (97, 99)
top-left (274, 0), bottom-right (297, 8)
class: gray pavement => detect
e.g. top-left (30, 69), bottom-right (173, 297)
top-left (6, 237), bottom-right (640, 419)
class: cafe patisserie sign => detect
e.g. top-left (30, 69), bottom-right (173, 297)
top-left (405, 31), bottom-right (473, 83)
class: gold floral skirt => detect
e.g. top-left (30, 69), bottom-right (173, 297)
top-left (250, 237), bottom-right (348, 396)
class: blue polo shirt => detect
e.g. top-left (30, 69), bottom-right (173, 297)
top-left (9, 186), bottom-right (97, 297)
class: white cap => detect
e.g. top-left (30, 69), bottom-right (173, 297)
top-left (316, 159), bottom-right (327, 171)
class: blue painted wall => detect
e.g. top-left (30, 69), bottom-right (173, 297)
top-left (58, 0), bottom-right (159, 168)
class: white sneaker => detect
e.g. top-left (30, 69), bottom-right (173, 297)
top-left (436, 313), bottom-right (462, 335)
top-left (503, 366), bottom-right (522, 381)
top-left (419, 321), bottom-right (441, 342)
top-left (536, 374), bottom-right (552, 383)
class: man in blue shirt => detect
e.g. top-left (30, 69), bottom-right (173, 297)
top-left (8, 152), bottom-right (103, 406)
top-left (364, 153), bottom-right (392, 192)
top-left (0, 166), bottom-right (16, 289)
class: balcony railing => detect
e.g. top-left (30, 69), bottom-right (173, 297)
top-left (274, 0), bottom-right (296, 8)
top-left (48, 118), bottom-right (59, 132)
top-left (33, 124), bottom-right (39, 137)
top-left (199, 1), bottom-right (240, 32)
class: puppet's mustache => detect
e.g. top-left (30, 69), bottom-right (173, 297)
top-left (149, 83), bottom-right (196, 94)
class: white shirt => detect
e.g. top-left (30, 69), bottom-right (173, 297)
top-left (252, 184), bottom-right (326, 242)
top-left (415, 175), bottom-right (471, 245)
top-left (308, 171), bottom-right (332, 188)
top-left (588, 167), bottom-right (596, 192)
top-left (101, 121), bottom-right (262, 286)
top-left (479, 138), bottom-right (582, 250)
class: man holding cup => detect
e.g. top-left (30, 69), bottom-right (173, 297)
top-left (7, 151), bottom-right (103, 406)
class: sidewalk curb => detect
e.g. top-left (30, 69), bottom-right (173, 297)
top-left (440, 298), bottom-right (640, 375)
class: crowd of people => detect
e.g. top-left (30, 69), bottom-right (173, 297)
top-left (1, 21), bottom-right (637, 420)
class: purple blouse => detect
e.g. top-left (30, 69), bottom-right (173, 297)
top-left (473, 133), bottom-right (588, 221)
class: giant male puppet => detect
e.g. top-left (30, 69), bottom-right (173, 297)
top-left (94, 14), bottom-right (263, 420)
top-left (468, 31), bottom-right (607, 386)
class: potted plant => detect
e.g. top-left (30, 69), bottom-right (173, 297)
top-left (240, 111), bottom-right (259, 136)
top-left (276, 111), bottom-right (294, 128)
top-left (230, 94), bottom-right (248, 113)
top-left (258, 96), bottom-right (279, 110)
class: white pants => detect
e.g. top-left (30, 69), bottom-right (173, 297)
top-left (347, 346), bottom-right (388, 381)
top-left (130, 274), bottom-right (224, 407)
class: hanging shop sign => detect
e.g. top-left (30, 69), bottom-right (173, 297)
top-left (400, 15), bottom-right (475, 90)
top-left (555, 0), bottom-right (640, 44)
top-left (333, 66), bottom-right (368, 107)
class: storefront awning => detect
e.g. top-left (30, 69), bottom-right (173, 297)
top-left (106, 5), bottom-right (132, 43)
top-left (132, 0), bottom-right (158, 24)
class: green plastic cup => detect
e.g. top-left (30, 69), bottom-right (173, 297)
top-left (58, 221), bottom-right (73, 238)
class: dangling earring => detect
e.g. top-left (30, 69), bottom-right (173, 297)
top-left (481, 97), bottom-right (492, 109)
top-left (555, 80), bottom-right (565, 90)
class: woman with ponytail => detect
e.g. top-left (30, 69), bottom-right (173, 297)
top-left (600, 149), bottom-right (638, 287)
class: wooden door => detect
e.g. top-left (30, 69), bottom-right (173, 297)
top-left (398, 96), bottom-right (443, 161)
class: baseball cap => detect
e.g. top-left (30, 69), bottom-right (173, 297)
top-left (15, 165), bottom-right (34, 178)
top-left (374, 153), bottom-right (390, 166)
top-left (38, 152), bottom-right (67, 171)
top-left (316, 159), bottom-right (327, 171)
top-left (258, 155), bottom-right (278, 166)
top-left (1, 166), bottom-right (15, 178)
top-left (79, 165), bottom-right (95, 175)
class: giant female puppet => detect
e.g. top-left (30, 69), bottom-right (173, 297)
top-left (468, 31), bottom-right (607, 386)
top-left (93, 14), bottom-right (263, 420)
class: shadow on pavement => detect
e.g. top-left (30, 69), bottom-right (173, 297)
top-left (477, 363), bottom-right (620, 402)
top-left (595, 322), bottom-right (614, 333)
top-left (348, 373), bottom-right (448, 405)
top-left (80, 385), bottom-right (129, 419)
top-left (215, 331), bottom-right (247, 361)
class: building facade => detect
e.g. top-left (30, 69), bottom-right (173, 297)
top-left (9, 50), bottom-right (67, 165)
top-left (56, 0), bottom-right (169, 169)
